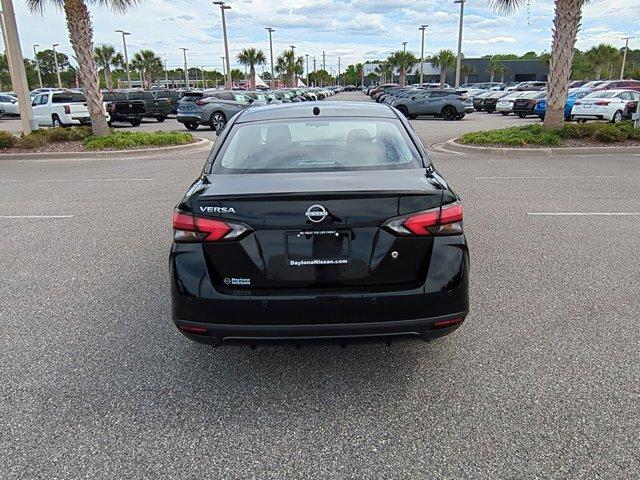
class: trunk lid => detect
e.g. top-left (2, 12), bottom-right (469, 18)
top-left (189, 170), bottom-right (443, 294)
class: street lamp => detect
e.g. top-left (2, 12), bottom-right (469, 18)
top-left (51, 43), bottom-right (62, 88)
top-left (337, 56), bottom-right (341, 86)
top-left (213, 1), bottom-right (232, 89)
top-left (115, 30), bottom-right (131, 88)
top-left (180, 47), bottom-right (189, 88)
top-left (402, 41), bottom-right (408, 52)
top-left (33, 43), bottom-right (43, 88)
top-left (620, 37), bottom-right (634, 79)
top-left (418, 25), bottom-right (428, 85)
top-left (454, 0), bottom-right (466, 88)
top-left (265, 27), bottom-right (275, 87)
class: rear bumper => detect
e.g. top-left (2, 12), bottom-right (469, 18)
top-left (177, 114), bottom-right (203, 124)
top-left (170, 236), bottom-right (470, 343)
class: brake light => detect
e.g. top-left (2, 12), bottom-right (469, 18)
top-left (594, 101), bottom-right (610, 106)
top-left (574, 101), bottom-right (582, 105)
top-left (64, 105), bottom-right (71, 114)
top-left (385, 202), bottom-right (463, 236)
top-left (432, 317), bottom-right (465, 330)
top-left (457, 95), bottom-right (468, 101)
top-left (177, 324), bottom-right (209, 335)
top-left (194, 98), bottom-right (209, 106)
top-left (172, 209), bottom-right (249, 242)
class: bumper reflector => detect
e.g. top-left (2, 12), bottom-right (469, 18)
top-left (432, 317), bottom-right (465, 330)
top-left (178, 324), bottom-right (209, 335)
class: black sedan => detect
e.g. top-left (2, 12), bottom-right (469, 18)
top-left (170, 102), bottom-right (469, 346)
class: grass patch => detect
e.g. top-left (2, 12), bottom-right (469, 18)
top-left (84, 131), bottom-right (194, 150)
top-left (459, 121), bottom-right (640, 147)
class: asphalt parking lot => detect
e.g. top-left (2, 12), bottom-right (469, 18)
top-left (1, 93), bottom-right (639, 478)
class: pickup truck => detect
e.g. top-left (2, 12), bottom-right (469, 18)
top-left (150, 89), bottom-right (181, 114)
top-left (114, 89), bottom-right (171, 122)
top-left (31, 90), bottom-right (109, 127)
top-left (102, 91), bottom-right (146, 126)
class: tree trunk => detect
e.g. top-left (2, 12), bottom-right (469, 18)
top-left (63, 0), bottom-right (109, 136)
top-left (399, 69), bottom-right (406, 86)
top-left (501, 73), bottom-right (505, 82)
top-left (490, 71), bottom-right (495, 82)
top-left (594, 67), bottom-right (601, 80)
top-left (104, 65), bottom-right (112, 89)
top-left (464, 74), bottom-right (469, 84)
top-left (440, 70), bottom-right (446, 88)
top-left (250, 65), bottom-right (256, 89)
top-left (543, 0), bottom-right (584, 130)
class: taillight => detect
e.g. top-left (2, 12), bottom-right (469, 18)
top-left (384, 202), bottom-right (463, 237)
top-left (172, 209), bottom-right (250, 242)
top-left (457, 95), bottom-right (467, 101)
top-left (194, 98), bottom-right (209, 106)
top-left (594, 101), bottom-right (610, 106)
top-left (63, 105), bottom-right (71, 114)
top-left (574, 101), bottom-right (582, 105)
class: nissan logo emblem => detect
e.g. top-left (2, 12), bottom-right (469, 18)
top-left (305, 204), bottom-right (328, 223)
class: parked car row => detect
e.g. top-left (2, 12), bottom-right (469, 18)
top-left (366, 85), bottom-right (473, 121)
top-left (176, 87), bottom-right (342, 131)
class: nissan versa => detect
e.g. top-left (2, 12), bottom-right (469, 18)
top-left (170, 102), bottom-right (469, 346)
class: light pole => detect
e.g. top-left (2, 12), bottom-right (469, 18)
top-left (51, 43), bottom-right (62, 88)
top-left (305, 54), bottom-right (309, 86)
top-left (213, 1), bottom-right (232, 89)
top-left (337, 56), bottom-right (341, 86)
top-left (312, 56), bottom-right (316, 86)
top-left (419, 25), bottom-right (427, 85)
top-left (32, 43), bottom-right (43, 88)
top-left (402, 41), bottom-right (407, 52)
top-left (0, 1), bottom-right (37, 133)
top-left (620, 37), bottom-right (634, 79)
top-left (180, 47), bottom-right (189, 88)
top-left (454, 0), bottom-right (466, 88)
top-left (202, 65), bottom-right (206, 88)
top-left (115, 30), bottom-right (131, 88)
top-left (164, 60), bottom-right (168, 88)
top-left (221, 56), bottom-right (226, 85)
top-left (265, 27), bottom-right (275, 87)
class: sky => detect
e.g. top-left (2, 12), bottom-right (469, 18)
top-left (15, 0), bottom-right (640, 73)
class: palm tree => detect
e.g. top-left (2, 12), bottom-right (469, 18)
top-left (490, 0), bottom-right (590, 129)
top-left (430, 49), bottom-right (456, 87)
top-left (275, 49), bottom-right (304, 87)
top-left (387, 51), bottom-right (418, 86)
top-left (237, 48), bottom-right (266, 89)
top-left (585, 44), bottom-right (620, 80)
top-left (130, 49), bottom-right (163, 86)
top-left (27, 0), bottom-right (139, 137)
top-left (460, 64), bottom-right (474, 84)
top-left (94, 44), bottom-right (123, 89)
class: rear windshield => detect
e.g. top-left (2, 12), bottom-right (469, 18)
top-left (584, 91), bottom-right (618, 98)
top-left (52, 92), bottom-right (85, 103)
top-left (211, 119), bottom-right (422, 174)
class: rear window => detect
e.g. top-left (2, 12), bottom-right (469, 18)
top-left (52, 92), bottom-right (85, 103)
top-left (211, 119), bottom-right (422, 174)
top-left (585, 91), bottom-right (617, 99)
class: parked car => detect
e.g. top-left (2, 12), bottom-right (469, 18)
top-left (511, 91), bottom-right (547, 118)
top-left (169, 101), bottom-right (469, 346)
top-left (481, 91), bottom-right (511, 113)
top-left (102, 91), bottom-right (146, 126)
top-left (176, 90), bottom-right (261, 131)
top-left (510, 81), bottom-right (547, 91)
top-left (472, 91), bottom-right (493, 111)
top-left (590, 80), bottom-right (640, 93)
top-left (570, 89), bottom-right (640, 123)
top-left (495, 92), bottom-right (527, 115)
top-left (534, 88), bottom-right (593, 120)
top-left (31, 90), bottom-right (108, 127)
top-left (392, 89), bottom-right (473, 120)
top-left (0, 93), bottom-right (19, 116)
top-left (150, 89), bottom-right (181, 114)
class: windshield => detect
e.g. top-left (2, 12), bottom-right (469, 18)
top-left (211, 119), bottom-right (422, 174)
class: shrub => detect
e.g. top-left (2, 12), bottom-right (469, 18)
top-left (16, 133), bottom-right (48, 149)
top-left (593, 124), bottom-right (626, 143)
top-left (83, 131), bottom-right (194, 150)
top-left (0, 130), bottom-right (16, 148)
top-left (65, 126), bottom-right (94, 141)
top-left (45, 127), bottom-right (72, 142)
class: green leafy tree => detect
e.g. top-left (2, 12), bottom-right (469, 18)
top-left (308, 68), bottom-right (331, 87)
top-left (94, 44), bottom-right (123, 88)
top-left (230, 69), bottom-right (244, 82)
top-left (585, 43), bottom-right (620, 80)
top-left (460, 64), bottom-right (474, 84)
top-left (343, 63), bottom-right (363, 86)
top-left (27, 0), bottom-right (139, 137)
top-left (490, 0), bottom-right (592, 129)
top-left (34, 49), bottom-right (73, 87)
top-left (130, 49), bottom-right (163, 86)
top-left (387, 50), bottom-right (418, 86)
top-left (488, 59), bottom-right (507, 82)
top-left (275, 49), bottom-right (304, 87)
top-left (430, 49), bottom-right (456, 87)
top-left (237, 48), bottom-right (266, 89)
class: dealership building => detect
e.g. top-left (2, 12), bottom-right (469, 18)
top-left (362, 58), bottom-right (549, 86)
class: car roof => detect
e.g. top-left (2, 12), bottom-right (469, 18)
top-left (586, 89), bottom-right (637, 95)
top-left (236, 101), bottom-right (398, 123)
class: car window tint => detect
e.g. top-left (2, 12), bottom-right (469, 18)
top-left (52, 92), bottom-right (85, 103)
top-left (128, 92), bottom-right (145, 100)
top-left (234, 94), bottom-right (248, 104)
top-left (213, 119), bottom-right (422, 174)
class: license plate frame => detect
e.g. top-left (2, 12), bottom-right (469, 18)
top-left (286, 230), bottom-right (351, 267)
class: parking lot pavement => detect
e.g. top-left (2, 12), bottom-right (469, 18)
top-left (2, 98), bottom-right (640, 478)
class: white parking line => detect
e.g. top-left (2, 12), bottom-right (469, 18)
top-left (0, 178), bottom-right (153, 183)
top-left (527, 212), bottom-right (640, 216)
top-left (0, 215), bottom-right (75, 219)
top-left (477, 176), bottom-right (620, 180)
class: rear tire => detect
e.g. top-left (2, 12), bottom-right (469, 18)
top-left (156, 116), bottom-right (166, 123)
top-left (130, 118), bottom-right (142, 127)
top-left (184, 122), bottom-right (199, 131)
top-left (210, 111), bottom-right (227, 131)
top-left (517, 113), bottom-right (527, 118)
top-left (501, 112), bottom-right (509, 116)
top-left (441, 106), bottom-right (457, 121)
top-left (611, 110), bottom-right (623, 124)
top-left (52, 115), bottom-right (64, 127)
top-left (397, 105), bottom-right (410, 117)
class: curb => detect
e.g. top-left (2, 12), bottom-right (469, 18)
top-left (0, 137), bottom-right (213, 161)
top-left (441, 138), bottom-right (640, 157)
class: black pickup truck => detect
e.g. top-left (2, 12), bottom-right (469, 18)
top-left (150, 89), bottom-right (181, 114)
top-left (102, 91), bottom-right (146, 126)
